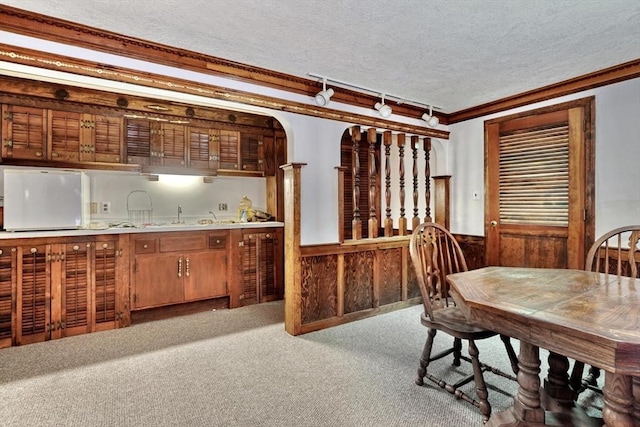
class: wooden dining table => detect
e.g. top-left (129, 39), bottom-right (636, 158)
top-left (446, 266), bottom-right (639, 427)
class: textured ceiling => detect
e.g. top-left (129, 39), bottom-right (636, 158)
top-left (2, 0), bottom-right (639, 112)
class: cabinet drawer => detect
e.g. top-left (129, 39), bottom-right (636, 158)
top-left (159, 235), bottom-right (207, 252)
top-left (135, 239), bottom-right (157, 254)
top-left (209, 235), bottom-right (227, 249)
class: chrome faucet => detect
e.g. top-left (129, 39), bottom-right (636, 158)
top-left (177, 205), bottom-right (182, 223)
top-left (209, 210), bottom-right (218, 221)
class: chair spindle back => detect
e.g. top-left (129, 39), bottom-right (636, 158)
top-left (410, 222), bottom-right (468, 320)
top-left (585, 225), bottom-right (640, 278)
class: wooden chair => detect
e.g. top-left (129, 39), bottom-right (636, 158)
top-left (570, 225), bottom-right (640, 397)
top-left (409, 222), bottom-right (519, 422)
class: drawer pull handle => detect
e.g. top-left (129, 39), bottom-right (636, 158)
top-left (143, 244), bottom-right (148, 249)
top-left (178, 257), bottom-right (182, 278)
top-left (185, 257), bottom-right (190, 277)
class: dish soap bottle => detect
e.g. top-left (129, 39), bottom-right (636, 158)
top-left (238, 196), bottom-right (252, 222)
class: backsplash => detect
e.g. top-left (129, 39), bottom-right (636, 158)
top-left (0, 166), bottom-right (267, 226)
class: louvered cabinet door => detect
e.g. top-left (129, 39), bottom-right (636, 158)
top-left (59, 242), bottom-right (92, 338)
top-left (218, 130), bottom-right (240, 170)
top-left (240, 230), bottom-right (283, 306)
top-left (93, 236), bottom-right (128, 331)
top-left (240, 133), bottom-right (264, 172)
top-left (1, 104), bottom-right (47, 160)
top-left (125, 118), bottom-right (152, 165)
top-left (49, 110), bottom-right (82, 162)
top-left (188, 126), bottom-right (219, 171)
top-left (158, 123), bottom-right (187, 168)
top-left (92, 115), bottom-right (124, 163)
top-left (0, 246), bottom-right (16, 348)
top-left (15, 244), bottom-right (50, 345)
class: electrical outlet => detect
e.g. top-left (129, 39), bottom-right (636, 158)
top-left (90, 202), bottom-right (98, 214)
top-left (218, 203), bottom-right (228, 211)
top-left (101, 201), bottom-right (111, 214)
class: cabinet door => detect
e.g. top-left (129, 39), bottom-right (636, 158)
top-left (94, 237), bottom-right (126, 331)
top-left (16, 244), bottom-right (50, 345)
top-left (240, 133), bottom-right (264, 172)
top-left (241, 232), bottom-right (282, 305)
top-left (92, 115), bottom-right (124, 163)
top-left (125, 118), bottom-right (151, 165)
top-left (158, 123), bottom-right (187, 168)
top-left (183, 250), bottom-right (227, 301)
top-left (49, 110), bottom-right (82, 162)
top-left (2, 105), bottom-right (47, 160)
top-left (59, 242), bottom-right (92, 338)
top-left (218, 130), bottom-right (240, 170)
top-left (188, 126), bottom-right (219, 170)
top-left (133, 254), bottom-right (184, 309)
top-left (0, 246), bottom-right (15, 348)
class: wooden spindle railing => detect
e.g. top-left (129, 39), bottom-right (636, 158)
top-left (397, 133), bottom-right (407, 236)
top-left (351, 126), bottom-right (362, 240)
top-left (383, 131), bottom-right (393, 237)
top-left (411, 136), bottom-right (420, 230)
top-left (424, 137), bottom-right (432, 222)
top-left (367, 128), bottom-right (378, 238)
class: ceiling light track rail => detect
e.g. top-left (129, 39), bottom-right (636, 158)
top-left (309, 72), bottom-right (440, 127)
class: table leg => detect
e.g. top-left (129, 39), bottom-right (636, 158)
top-left (602, 371), bottom-right (634, 427)
top-left (487, 341), bottom-right (546, 426)
top-left (543, 351), bottom-right (574, 410)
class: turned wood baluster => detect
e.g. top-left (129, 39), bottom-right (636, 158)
top-left (367, 128), bottom-right (378, 238)
top-left (397, 133), bottom-right (407, 236)
top-left (383, 131), bottom-right (393, 237)
top-left (351, 126), bottom-right (362, 240)
top-left (411, 136), bottom-right (420, 230)
top-left (424, 137), bottom-right (432, 222)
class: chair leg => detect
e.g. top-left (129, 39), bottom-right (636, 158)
top-left (452, 337), bottom-right (462, 366)
top-left (500, 334), bottom-right (519, 375)
top-left (416, 328), bottom-right (437, 386)
top-left (468, 339), bottom-right (491, 423)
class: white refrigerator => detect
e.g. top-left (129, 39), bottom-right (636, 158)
top-left (3, 169), bottom-right (89, 231)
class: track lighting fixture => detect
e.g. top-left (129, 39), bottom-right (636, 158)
top-left (421, 105), bottom-right (440, 128)
top-left (374, 94), bottom-right (392, 118)
top-left (308, 73), bottom-right (440, 119)
top-left (315, 77), bottom-right (334, 106)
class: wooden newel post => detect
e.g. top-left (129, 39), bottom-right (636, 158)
top-left (280, 162), bottom-right (306, 336)
top-left (411, 136), bottom-right (420, 231)
top-left (424, 137), bottom-right (432, 223)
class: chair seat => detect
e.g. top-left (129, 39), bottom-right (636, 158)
top-left (421, 308), bottom-right (498, 340)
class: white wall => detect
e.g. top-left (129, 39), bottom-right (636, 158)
top-left (448, 77), bottom-right (640, 237)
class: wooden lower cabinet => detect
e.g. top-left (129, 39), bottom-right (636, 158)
top-left (239, 228), bottom-right (283, 306)
top-left (131, 231), bottom-right (228, 310)
top-left (0, 235), bottom-right (129, 348)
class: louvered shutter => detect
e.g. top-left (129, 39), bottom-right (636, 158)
top-left (499, 125), bottom-right (569, 226)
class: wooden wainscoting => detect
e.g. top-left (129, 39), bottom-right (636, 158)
top-left (453, 234), bottom-right (487, 271)
top-left (297, 237), bottom-right (420, 334)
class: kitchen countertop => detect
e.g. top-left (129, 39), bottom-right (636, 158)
top-left (0, 221), bottom-right (284, 239)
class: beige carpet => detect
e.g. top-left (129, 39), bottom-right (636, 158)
top-left (0, 301), bottom-right (602, 426)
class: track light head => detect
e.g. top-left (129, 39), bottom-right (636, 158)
top-left (315, 88), bottom-right (334, 106)
top-left (374, 94), bottom-right (392, 118)
top-left (421, 106), bottom-right (440, 127)
top-left (314, 77), bottom-right (334, 106)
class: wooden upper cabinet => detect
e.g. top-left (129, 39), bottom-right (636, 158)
top-left (188, 126), bottom-right (220, 170)
top-left (240, 133), bottom-right (264, 172)
top-left (156, 122), bottom-right (187, 168)
top-left (125, 118), bottom-right (152, 166)
top-left (2, 106), bottom-right (124, 164)
top-left (2, 105), bottom-right (47, 160)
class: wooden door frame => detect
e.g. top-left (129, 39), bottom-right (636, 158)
top-left (484, 96), bottom-right (595, 268)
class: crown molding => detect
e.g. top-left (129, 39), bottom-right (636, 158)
top-left (448, 58), bottom-right (640, 123)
